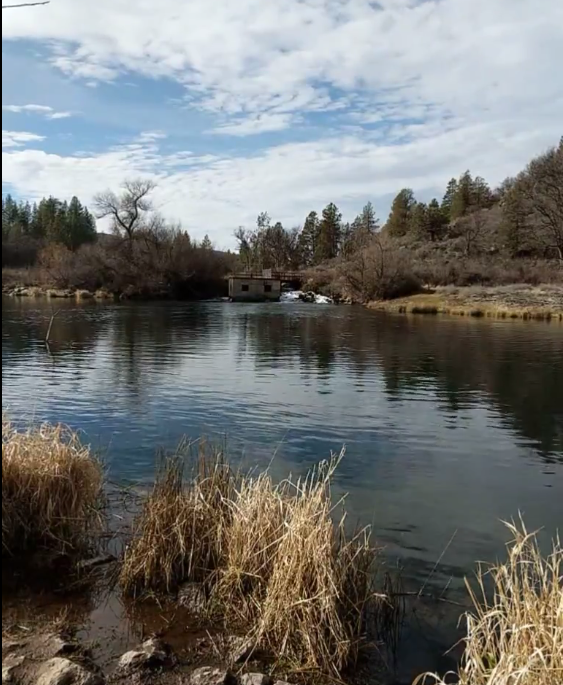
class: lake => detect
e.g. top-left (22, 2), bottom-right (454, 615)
top-left (2, 297), bottom-right (562, 683)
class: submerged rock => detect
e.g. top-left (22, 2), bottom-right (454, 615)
top-left (36, 658), bottom-right (103, 685)
top-left (189, 667), bottom-right (231, 685)
top-left (240, 675), bottom-right (272, 685)
top-left (118, 638), bottom-right (174, 673)
top-left (2, 656), bottom-right (25, 684)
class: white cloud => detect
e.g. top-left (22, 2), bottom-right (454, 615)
top-left (211, 113), bottom-right (298, 136)
top-left (49, 111), bottom-right (73, 120)
top-left (2, 0), bottom-right (562, 240)
top-left (3, 121), bottom-right (558, 247)
top-left (3, 104), bottom-right (74, 120)
top-left (2, 0), bottom-right (562, 130)
top-left (3, 104), bottom-right (53, 114)
top-left (2, 130), bottom-right (46, 148)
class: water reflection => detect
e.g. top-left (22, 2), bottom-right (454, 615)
top-left (3, 299), bottom-right (562, 461)
top-left (2, 298), bottom-right (562, 683)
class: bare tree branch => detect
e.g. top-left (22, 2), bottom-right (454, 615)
top-left (2, 2), bottom-right (50, 8)
top-left (94, 179), bottom-right (157, 242)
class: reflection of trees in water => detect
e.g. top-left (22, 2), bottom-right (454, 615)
top-left (3, 300), bottom-right (561, 461)
top-left (237, 311), bottom-right (337, 375)
top-left (238, 309), bottom-right (563, 461)
top-left (371, 317), bottom-right (563, 461)
top-left (3, 300), bottom-right (219, 403)
top-left (104, 304), bottom-right (219, 400)
top-left (2, 299), bottom-right (110, 373)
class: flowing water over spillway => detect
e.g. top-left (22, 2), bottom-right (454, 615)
top-left (2, 297), bottom-right (562, 683)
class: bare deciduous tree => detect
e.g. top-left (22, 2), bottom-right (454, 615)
top-left (94, 180), bottom-right (156, 242)
top-left (521, 141), bottom-right (563, 260)
top-left (459, 209), bottom-right (487, 257)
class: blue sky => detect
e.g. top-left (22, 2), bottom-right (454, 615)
top-left (3, 0), bottom-right (562, 248)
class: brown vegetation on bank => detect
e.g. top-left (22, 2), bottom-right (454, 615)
top-left (2, 419), bottom-right (104, 569)
top-left (367, 284), bottom-right (563, 321)
top-left (121, 450), bottom-right (379, 678)
top-left (416, 522), bottom-right (563, 685)
top-left (3, 139), bottom-right (561, 302)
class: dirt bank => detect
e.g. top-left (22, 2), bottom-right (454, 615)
top-left (368, 284), bottom-right (563, 321)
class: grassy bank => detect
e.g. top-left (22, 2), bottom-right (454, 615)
top-left (2, 424), bottom-right (379, 680)
top-left (417, 521), bottom-right (562, 685)
top-left (2, 419), bottom-right (104, 569)
top-left (3, 421), bottom-right (562, 684)
top-left (368, 284), bottom-right (563, 321)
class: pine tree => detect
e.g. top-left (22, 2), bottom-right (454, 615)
top-left (441, 178), bottom-right (459, 221)
top-left (299, 211), bottom-right (321, 266)
top-left (502, 184), bottom-right (529, 256)
top-left (471, 176), bottom-right (494, 210)
top-left (317, 203), bottom-right (342, 262)
top-left (359, 202), bottom-right (379, 235)
top-left (451, 171), bottom-right (473, 220)
top-left (65, 197), bottom-right (97, 250)
top-left (387, 189), bottom-right (416, 237)
top-left (427, 198), bottom-right (448, 242)
top-left (2, 194), bottom-right (20, 239)
top-left (201, 234), bottom-right (213, 250)
top-left (410, 202), bottom-right (430, 239)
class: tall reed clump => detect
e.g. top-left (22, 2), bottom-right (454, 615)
top-left (416, 521), bottom-right (563, 685)
top-left (120, 450), bottom-right (381, 678)
top-left (2, 418), bottom-right (104, 568)
top-left (120, 445), bottom-right (235, 597)
top-left (238, 460), bottom-right (378, 677)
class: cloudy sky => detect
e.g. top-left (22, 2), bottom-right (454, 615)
top-left (2, 0), bottom-right (562, 247)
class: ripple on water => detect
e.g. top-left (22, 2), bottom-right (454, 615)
top-left (2, 298), bottom-right (562, 682)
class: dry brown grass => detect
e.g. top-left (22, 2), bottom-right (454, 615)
top-left (120, 444), bottom-right (235, 597)
top-left (2, 418), bottom-right (104, 568)
top-left (369, 286), bottom-right (563, 321)
top-left (120, 450), bottom-right (381, 678)
top-left (415, 521), bottom-right (563, 685)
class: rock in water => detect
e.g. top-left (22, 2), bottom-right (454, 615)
top-left (2, 656), bottom-right (25, 684)
top-left (240, 675), bottom-right (273, 685)
top-left (36, 658), bottom-right (103, 685)
top-left (189, 668), bottom-right (231, 685)
top-left (118, 638), bottom-right (173, 672)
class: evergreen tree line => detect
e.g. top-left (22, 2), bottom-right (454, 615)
top-left (2, 194), bottom-right (97, 251)
top-left (235, 201), bottom-right (379, 271)
top-left (384, 138), bottom-right (562, 258)
top-left (235, 138), bottom-right (562, 270)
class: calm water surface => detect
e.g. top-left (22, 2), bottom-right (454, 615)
top-left (2, 298), bottom-right (562, 683)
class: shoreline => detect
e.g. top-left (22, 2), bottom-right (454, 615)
top-left (368, 284), bottom-right (563, 322)
top-left (4, 281), bottom-right (563, 321)
top-left (3, 421), bottom-right (561, 685)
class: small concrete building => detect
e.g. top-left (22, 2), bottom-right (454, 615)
top-left (228, 274), bottom-right (282, 302)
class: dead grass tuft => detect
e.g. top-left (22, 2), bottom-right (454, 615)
top-left (120, 443), bottom-right (235, 597)
top-left (121, 449), bottom-right (381, 678)
top-left (415, 520), bottom-right (563, 685)
top-left (2, 418), bottom-right (104, 568)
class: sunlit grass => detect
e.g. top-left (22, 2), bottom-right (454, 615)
top-left (2, 417), bottom-right (104, 568)
top-left (415, 521), bottom-right (563, 685)
top-left (120, 448), bottom-right (381, 678)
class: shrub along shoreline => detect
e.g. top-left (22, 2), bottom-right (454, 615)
top-left (2, 420), bottom-right (562, 685)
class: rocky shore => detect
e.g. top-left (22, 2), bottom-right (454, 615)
top-left (2, 629), bottom-right (292, 685)
top-left (2, 285), bottom-right (115, 301)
